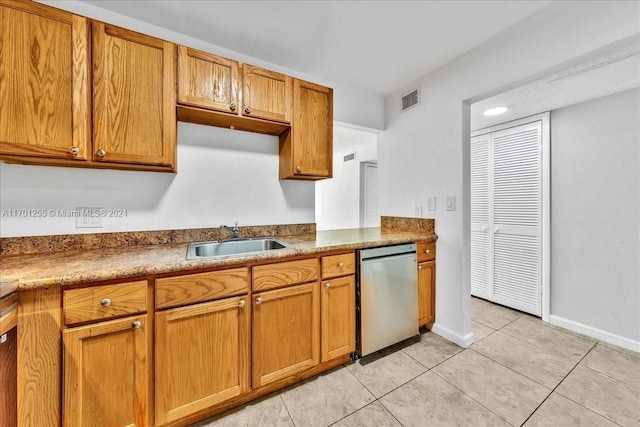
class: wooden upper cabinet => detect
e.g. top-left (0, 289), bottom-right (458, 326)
top-left (280, 79), bottom-right (333, 180)
top-left (242, 64), bottom-right (292, 123)
top-left (0, 0), bottom-right (90, 161)
top-left (93, 22), bottom-right (176, 169)
top-left (177, 46), bottom-right (239, 115)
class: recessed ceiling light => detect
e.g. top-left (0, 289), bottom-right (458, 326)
top-left (484, 106), bottom-right (508, 116)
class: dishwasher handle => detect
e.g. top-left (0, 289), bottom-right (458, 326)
top-left (359, 243), bottom-right (417, 261)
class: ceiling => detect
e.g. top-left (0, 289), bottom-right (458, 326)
top-left (471, 35), bottom-right (640, 131)
top-left (80, 0), bottom-right (550, 97)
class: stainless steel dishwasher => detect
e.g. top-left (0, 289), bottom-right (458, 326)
top-left (357, 243), bottom-right (419, 357)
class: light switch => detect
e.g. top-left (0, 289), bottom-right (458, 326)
top-left (445, 196), bottom-right (456, 211)
top-left (428, 197), bottom-right (437, 211)
top-left (414, 205), bottom-right (423, 217)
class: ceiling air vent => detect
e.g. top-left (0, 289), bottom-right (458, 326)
top-left (343, 152), bottom-right (356, 162)
top-left (401, 89), bottom-right (420, 112)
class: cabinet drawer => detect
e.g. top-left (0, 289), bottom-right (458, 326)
top-left (321, 253), bottom-right (355, 279)
top-left (63, 280), bottom-right (147, 325)
top-left (253, 258), bottom-right (319, 292)
top-left (417, 242), bottom-right (436, 262)
top-left (155, 267), bottom-right (249, 310)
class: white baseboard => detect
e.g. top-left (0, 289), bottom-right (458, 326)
top-left (431, 323), bottom-right (475, 348)
top-left (549, 315), bottom-right (640, 353)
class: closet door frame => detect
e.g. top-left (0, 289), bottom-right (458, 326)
top-left (471, 112), bottom-right (550, 322)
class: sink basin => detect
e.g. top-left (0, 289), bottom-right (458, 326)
top-left (187, 238), bottom-right (293, 260)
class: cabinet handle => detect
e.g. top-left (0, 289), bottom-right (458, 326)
top-left (131, 320), bottom-right (142, 329)
top-left (296, 165), bottom-right (302, 173)
top-left (100, 298), bottom-right (112, 307)
top-left (255, 297), bottom-right (262, 305)
top-left (230, 103), bottom-right (237, 111)
top-left (96, 148), bottom-right (106, 158)
top-left (244, 106), bottom-right (252, 114)
top-left (238, 299), bottom-right (245, 308)
top-left (338, 262), bottom-right (344, 269)
top-left (325, 283), bottom-right (331, 289)
top-left (68, 146), bottom-right (80, 156)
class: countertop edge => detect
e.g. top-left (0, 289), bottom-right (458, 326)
top-left (4, 233), bottom-right (437, 292)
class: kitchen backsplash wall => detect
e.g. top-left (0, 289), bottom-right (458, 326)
top-left (0, 223), bottom-right (316, 256)
top-left (0, 123), bottom-right (315, 238)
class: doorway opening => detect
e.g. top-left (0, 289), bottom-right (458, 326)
top-left (315, 124), bottom-right (378, 230)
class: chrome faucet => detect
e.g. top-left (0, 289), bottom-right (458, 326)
top-left (221, 221), bottom-right (240, 239)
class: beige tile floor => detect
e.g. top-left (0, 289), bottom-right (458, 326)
top-left (193, 297), bottom-right (640, 427)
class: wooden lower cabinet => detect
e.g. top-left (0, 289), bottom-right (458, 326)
top-left (252, 282), bottom-right (320, 388)
top-left (154, 296), bottom-right (250, 425)
top-left (62, 314), bottom-right (149, 427)
top-left (418, 261), bottom-right (436, 327)
top-left (321, 275), bottom-right (355, 362)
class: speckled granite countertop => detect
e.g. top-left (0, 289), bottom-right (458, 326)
top-left (0, 227), bottom-right (436, 291)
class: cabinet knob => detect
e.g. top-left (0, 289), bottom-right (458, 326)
top-left (100, 298), bottom-right (112, 307)
top-left (338, 262), bottom-right (344, 269)
top-left (424, 249), bottom-right (430, 254)
top-left (238, 299), bottom-right (245, 308)
top-left (255, 297), bottom-right (263, 305)
top-left (325, 283), bottom-right (331, 288)
top-left (96, 148), bottom-right (106, 158)
top-left (131, 320), bottom-right (142, 329)
top-left (244, 105), bottom-right (252, 114)
top-left (68, 146), bottom-right (81, 156)
top-left (296, 165), bottom-right (302, 173)
top-left (230, 103), bottom-right (237, 111)
top-left (418, 265), bottom-right (422, 270)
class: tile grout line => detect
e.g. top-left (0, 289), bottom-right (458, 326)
top-left (571, 361), bottom-right (640, 392)
top-left (580, 344), bottom-right (640, 391)
top-left (277, 393), bottom-right (298, 427)
top-left (470, 342), bottom-right (573, 390)
top-left (428, 351), bottom-right (517, 427)
top-left (493, 319), bottom-right (594, 364)
top-left (518, 340), bottom-right (607, 427)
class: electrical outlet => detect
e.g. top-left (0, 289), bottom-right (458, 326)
top-left (76, 208), bottom-right (103, 228)
top-left (414, 205), bottom-right (423, 217)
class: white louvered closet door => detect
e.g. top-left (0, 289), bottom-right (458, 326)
top-left (470, 134), bottom-right (491, 299)
top-left (471, 121), bottom-right (542, 316)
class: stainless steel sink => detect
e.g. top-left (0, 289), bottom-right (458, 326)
top-left (187, 238), bottom-right (293, 260)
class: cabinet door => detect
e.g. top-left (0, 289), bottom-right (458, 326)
top-left (155, 296), bottom-right (249, 425)
top-left (321, 275), bottom-right (355, 362)
top-left (281, 79), bottom-right (333, 180)
top-left (93, 22), bottom-right (176, 168)
top-left (177, 46), bottom-right (239, 115)
top-left (63, 314), bottom-right (148, 427)
top-left (0, 0), bottom-right (90, 160)
top-left (418, 261), bottom-right (436, 327)
top-left (242, 64), bottom-right (292, 123)
top-left (253, 282), bottom-right (319, 387)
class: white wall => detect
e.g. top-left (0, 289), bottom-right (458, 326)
top-left (0, 0), bottom-right (385, 238)
top-left (315, 126), bottom-right (378, 230)
top-left (0, 123), bottom-right (315, 237)
top-left (380, 1), bottom-right (640, 346)
top-left (550, 89), bottom-right (640, 347)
